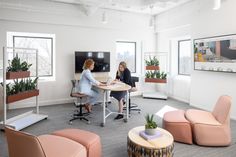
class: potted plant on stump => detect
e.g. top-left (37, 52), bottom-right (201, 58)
top-left (145, 114), bottom-right (158, 135)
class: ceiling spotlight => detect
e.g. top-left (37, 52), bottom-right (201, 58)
top-left (149, 6), bottom-right (155, 28)
top-left (213, 0), bottom-right (221, 10)
top-left (149, 16), bottom-right (155, 28)
top-left (102, 11), bottom-right (107, 24)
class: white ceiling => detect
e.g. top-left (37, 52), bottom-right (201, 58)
top-left (48, 0), bottom-right (193, 15)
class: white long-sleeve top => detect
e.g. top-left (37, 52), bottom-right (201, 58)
top-left (76, 69), bottom-right (100, 94)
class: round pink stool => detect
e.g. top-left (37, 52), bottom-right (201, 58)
top-left (163, 110), bottom-right (193, 144)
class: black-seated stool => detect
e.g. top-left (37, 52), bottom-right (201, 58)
top-left (123, 76), bottom-right (141, 114)
top-left (69, 80), bottom-right (90, 124)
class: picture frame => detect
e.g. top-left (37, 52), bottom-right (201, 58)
top-left (194, 34), bottom-right (236, 73)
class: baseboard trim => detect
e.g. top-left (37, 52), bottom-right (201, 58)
top-left (8, 95), bottom-right (236, 121)
top-left (130, 91), bottom-right (142, 97)
top-left (168, 96), bottom-right (189, 104)
top-left (8, 98), bottom-right (74, 109)
top-left (8, 92), bottom-right (143, 110)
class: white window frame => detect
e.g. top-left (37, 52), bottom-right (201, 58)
top-left (116, 41), bottom-right (137, 73)
top-left (178, 39), bottom-right (191, 76)
top-left (7, 32), bottom-right (56, 81)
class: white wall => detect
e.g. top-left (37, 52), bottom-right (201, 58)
top-left (0, 0), bottom-right (156, 109)
top-left (155, 0), bottom-right (236, 119)
top-left (155, 2), bottom-right (192, 102)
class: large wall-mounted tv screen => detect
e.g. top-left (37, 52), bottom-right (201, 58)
top-left (75, 51), bottom-right (110, 73)
top-left (194, 34), bottom-right (236, 73)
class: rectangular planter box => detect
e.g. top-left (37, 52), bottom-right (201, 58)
top-left (7, 89), bottom-right (39, 104)
top-left (6, 71), bottom-right (30, 80)
top-left (145, 66), bottom-right (160, 70)
top-left (145, 78), bottom-right (167, 83)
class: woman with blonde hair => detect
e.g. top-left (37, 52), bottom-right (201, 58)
top-left (76, 59), bottom-right (106, 112)
top-left (110, 61), bottom-right (132, 120)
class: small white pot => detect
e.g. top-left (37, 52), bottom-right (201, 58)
top-left (145, 128), bottom-right (157, 135)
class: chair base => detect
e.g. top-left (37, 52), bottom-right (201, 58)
top-left (123, 103), bottom-right (141, 114)
top-left (69, 104), bottom-right (90, 124)
top-left (69, 113), bottom-right (90, 124)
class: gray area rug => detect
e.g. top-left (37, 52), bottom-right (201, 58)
top-left (0, 96), bottom-right (236, 157)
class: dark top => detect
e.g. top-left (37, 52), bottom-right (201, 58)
top-left (115, 68), bottom-right (133, 87)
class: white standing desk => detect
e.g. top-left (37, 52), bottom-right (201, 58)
top-left (96, 82), bottom-right (131, 127)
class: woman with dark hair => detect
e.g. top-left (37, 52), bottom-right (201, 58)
top-left (76, 59), bottom-right (106, 112)
top-left (111, 61), bottom-right (132, 120)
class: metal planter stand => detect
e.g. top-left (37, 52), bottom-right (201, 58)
top-left (0, 47), bottom-right (48, 131)
top-left (142, 52), bottom-right (168, 100)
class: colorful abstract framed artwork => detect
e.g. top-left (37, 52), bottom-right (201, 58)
top-left (194, 34), bottom-right (236, 73)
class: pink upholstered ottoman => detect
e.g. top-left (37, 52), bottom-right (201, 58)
top-left (52, 129), bottom-right (102, 157)
top-left (163, 110), bottom-right (193, 144)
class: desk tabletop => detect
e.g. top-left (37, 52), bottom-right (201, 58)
top-left (96, 82), bottom-right (131, 91)
top-left (128, 126), bottom-right (174, 149)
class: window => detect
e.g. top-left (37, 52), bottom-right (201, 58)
top-left (116, 41), bottom-right (136, 73)
top-left (7, 32), bottom-right (55, 78)
top-left (178, 40), bottom-right (191, 75)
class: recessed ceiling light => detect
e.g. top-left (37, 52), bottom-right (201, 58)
top-left (149, 16), bottom-right (155, 28)
top-left (102, 11), bottom-right (107, 24)
top-left (213, 0), bottom-right (221, 10)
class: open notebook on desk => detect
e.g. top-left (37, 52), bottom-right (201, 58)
top-left (106, 83), bottom-right (123, 89)
top-left (106, 81), bottom-right (125, 89)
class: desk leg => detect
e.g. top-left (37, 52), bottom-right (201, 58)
top-left (101, 90), bottom-right (106, 127)
top-left (124, 90), bottom-right (129, 123)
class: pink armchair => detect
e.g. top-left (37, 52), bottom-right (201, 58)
top-left (5, 127), bottom-right (87, 157)
top-left (4, 127), bottom-right (103, 157)
top-left (185, 95), bottom-right (232, 146)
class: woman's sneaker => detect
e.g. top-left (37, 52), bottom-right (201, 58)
top-left (114, 114), bottom-right (124, 120)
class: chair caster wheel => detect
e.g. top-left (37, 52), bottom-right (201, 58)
top-left (124, 119), bottom-right (128, 123)
top-left (87, 121), bottom-right (90, 124)
top-left (69, 121), bottom-right (72, 125)
top-left (101, 123), bottom-right (105, 127)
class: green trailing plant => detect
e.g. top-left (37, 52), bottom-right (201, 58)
top-left (145, 56), bottom-right (159, 66)
top-left (150, 71), bottom-right (155, 78)
top-left (145, 71), bottom-right (152, 78)
top-left (0, 83), bottom-right (13, 96)
top-left (7, 54), bottom-right (32, 72)
top-left (1, 77), bottom-right (38, 96)
top-left (160, 72), bottom-right (167, 80)
top-left (145, 114), bottom-right (157, 129)
top-left (145, 71), bottom-right (167, 79)
top-left (154, 71), bottom-right (160, 79)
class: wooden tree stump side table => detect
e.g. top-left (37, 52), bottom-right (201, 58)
top-left (127, 126), bottom-right (174, 157)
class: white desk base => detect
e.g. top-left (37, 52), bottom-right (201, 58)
top-left (101, 90), bottom-right (129, 127)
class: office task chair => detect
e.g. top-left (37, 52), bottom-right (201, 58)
top-left (123, 76), bottom-right (141, 114)
top-left (70, 80), bottom-right (90, 124)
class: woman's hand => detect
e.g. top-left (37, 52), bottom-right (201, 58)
top-left (110, 80), bottom-right (117, 85)
top-left (99, 82), bottom-right (107, 86)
